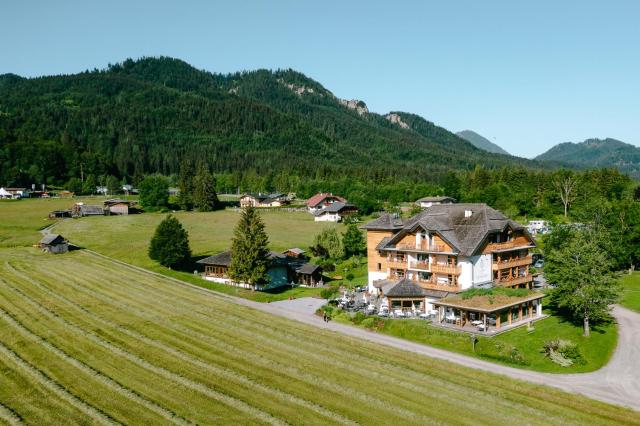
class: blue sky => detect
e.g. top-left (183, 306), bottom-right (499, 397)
top-left (1, 0), bottom-right (638, 158)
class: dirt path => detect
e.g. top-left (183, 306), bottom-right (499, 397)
top-left (79, 250), bottom-right (640, 412)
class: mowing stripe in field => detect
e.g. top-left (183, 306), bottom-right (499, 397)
top-left (0, 277), bottom-right (287, 426)
top-left (0, 306), bottom-right (193, 426)
top-left (0, 402), bottom-right (22, 426)
top-left (0, 341), bottom-right (119, 426)
top-left (10, 261), bottom-right (441, 424)
top-left (28, 261), bottom-right (485, 422)
top-left (5, 264), bottom-right (358, 426)
top-left (13, 257), bottom-right (561, 424)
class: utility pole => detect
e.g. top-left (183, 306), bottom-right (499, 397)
top-left (80, 163), bottom-right (84, 183)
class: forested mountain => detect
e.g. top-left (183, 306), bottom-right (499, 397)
top-left (0, 56), bottom-right (541, 189)
top-left (456, 130), bottom-right (510, 155)
top-left (535, 138), bottom-right (640, 178)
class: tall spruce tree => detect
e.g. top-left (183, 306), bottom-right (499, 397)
top-left (228, 206), bottom-right (270, 288)
top-left (148, 215), bottom-right (192, 268)
top-left (177, 160), bottom-right (195, 210)
top-left (193, 163), bottom-right (220, 212)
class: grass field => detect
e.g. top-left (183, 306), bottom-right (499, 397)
top-left (0, 248), bottom-right (637, 425)
top-left (0, 198), bottom-right (345, 301)
top-left (620, 272), bottom-right (640, 312)
top-left (330, 307), bottom-right (617, 374)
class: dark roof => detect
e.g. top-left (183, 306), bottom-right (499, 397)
top-left (284, 247), bottom-right (305, 255)
top-left (361, 213), bottom-right (404, 231)
top-left (384, 278), bottom-right (430, 298)
top-left (104, 199), bottom-right (134, 206)
top-left (382, 203), bottom-right (530, 257)
top-left (40, 234), bottom-right (65, 245)
top-left (313, 202), bottom-right (357, 216)
top-left (306, 192), bottom-right (347, 207)
top-left (376, 237), bottom-right (392, 251)
top-left (242, 193), bottom-right (286, 202)
top-left (296, 263), bottom-right (322, 275)
top-left (196, 251), bottom-right (232, 266)
top-left (416, 196), bottom-right (456, 204)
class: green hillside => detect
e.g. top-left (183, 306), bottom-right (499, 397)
top-left (536, 138), bottom-right (640, 177)
top-left (0, 57), bottom-right (540, 189)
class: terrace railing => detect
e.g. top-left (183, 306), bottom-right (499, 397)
top-left (492, 255), bottom-right (533, 271)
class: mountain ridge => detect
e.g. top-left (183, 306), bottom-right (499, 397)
top-left (535, 138), bottom-right (640, 177)
top-left (456, 130), bottom-right (510, 155)
top-left (0, 56), bottom-right (543, 187)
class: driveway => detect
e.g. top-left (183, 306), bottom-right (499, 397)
top-left (243, 298), bottom-right (640, 412)
top-left (82, 251), bottom-right (640, 412)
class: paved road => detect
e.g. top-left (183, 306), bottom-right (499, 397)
top-left (80, 250), bottom-right (640, 412)
top-left (244, 298), bottom-right (640, 412)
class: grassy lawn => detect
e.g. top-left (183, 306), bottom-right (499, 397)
top-left (0, 248), bottom-right (636, 424)
top-left (0, 198), bottom-right (343, 301)
top-left (328, 307), bottom-right (617, 374)
top-left (620, 272), bottom-right (640, 312)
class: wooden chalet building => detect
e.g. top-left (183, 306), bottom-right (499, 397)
top-left (306, 193), bottom-right (347, 213)
top-left (104, 199), bottom-right (135, 215)
top-left (362, 204), bottom-right (538, 317)
top-left (239, 193), bottom-right (289, 208)
top-left (313, 202), bottom-right (358, 222)
top-left (415, 196), bottom-right (455, 209)
top-left (197, 248), bottom-right (323, 290)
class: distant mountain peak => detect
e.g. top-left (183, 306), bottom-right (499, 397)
top-left (535, 138), bottom-right (640, 177)
top-left (456, 130), bottom-right (510, 155)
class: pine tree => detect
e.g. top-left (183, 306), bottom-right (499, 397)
top-left (193, 163), bottom-right (220, 212)
top-left (177, 160), bottom-right (195, 210)
top-left (228, 206), bottom-right (270, 288)
top-left (148, 215), bottom-right (192, 268)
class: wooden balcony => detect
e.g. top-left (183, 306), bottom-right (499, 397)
top-left (416, 277), bottom-right (461, 293)
top-left (492, 255), bottom-right (533, 271)
top-left (388, 259), bottom-right (407, 269)
top-left (408, 261), bottom-right (430, 270)
top-left (396, 242), bottom-right (450, 253)
top-left (487, 241), bottom-right (532, 252)
top-left (430, 263), bottom-right (462, 275)
top-left (495, 275), bottom-right (532, 287)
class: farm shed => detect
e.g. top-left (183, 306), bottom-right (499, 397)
top-left (39, 234), bottom-right (69, 254)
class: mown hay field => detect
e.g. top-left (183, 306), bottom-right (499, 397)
top-left (0, 248), bottom-right (638, 425)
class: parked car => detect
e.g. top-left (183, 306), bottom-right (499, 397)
top-left (534, 260), bottom-right (544, 268)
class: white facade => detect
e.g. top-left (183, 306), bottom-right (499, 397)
top-left (314, 212), bottom-right (342, 222)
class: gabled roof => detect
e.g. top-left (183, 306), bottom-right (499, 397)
top-left (306, 192), bottom-right (346, 207)
top-left (384, 278), bottom-right (430, 298)
top-left (284, 247), bottom-right (305, 255)
top-left (296, 263), bottom-right (322, 275)
top-left (80, 205), bottom-right (105, 215)
top-left (104, 199), bottom-right (134, 206)
top-left (415, 196), bottom-right (456, 204)
top-left (196, 251), bottom-right (232, 266)
top-left (377, 203), bottom-right (531, 257)
top-left (40, 234), bottom-right (65, 245)
top-left (361, 213), bottom-right (404, 231)
top-left (313, 202), bottom-right (356, 216)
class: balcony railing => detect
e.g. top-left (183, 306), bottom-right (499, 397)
top-left (495, 274), bottom-right (532, 287)
top-left (430, 263), bottom-right (462, 275)
top-left (408, 261), bottom-right (430, 270)
top-left (396, 242), bottom-right (449, 252)
top-left (487, 241), bottom-right (531, 252)
top-left (387, 259), bottom-right (407, 269)
top-left (415, 277), bottom-right (461, 292)
top-left (492, 255), bottom-right (533, 271)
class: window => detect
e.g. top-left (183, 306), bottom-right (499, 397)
top-left (377, 263), bottom-right (381, 271)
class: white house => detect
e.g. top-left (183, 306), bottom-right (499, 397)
top-left (415, 196), bottom-right (455, 209)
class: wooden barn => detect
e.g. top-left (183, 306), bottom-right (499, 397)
top-left (39, 234), bottom-right (69, 254)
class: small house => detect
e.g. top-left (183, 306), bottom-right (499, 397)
top-left (240, 193), bottom-right (290, 208)
top-left (306, 193), bottom-right (347, 213)
top-left (313, 202), bottom-right (358, 222)
top-left (49, 210), bottom-right (71, 219)
top-left (0, 187), bottom-right (29, 199)
top-left (104, 199), bottom-right (134, 215)
top-left (295, 263), bottom-right (324, 287)
top-left (39, 234), bottom-right (69, 254)
top-left (415, 196), bottom-right (456, 209)
top-left (282, 247), bottom-right (306, 259)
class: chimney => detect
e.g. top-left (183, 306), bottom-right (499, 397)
top-left (464, 209), bottom-right (473, 218)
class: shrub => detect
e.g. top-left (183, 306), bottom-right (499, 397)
top-left (361, 318), bottom-right (375, 329)
top-left (543, 339), bottom-right (584, 366)
top-left (351, 312), bottom-right (366, 325)
top-left (320, 285), bottom-right (339, 300)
